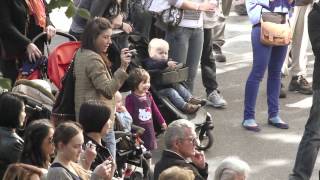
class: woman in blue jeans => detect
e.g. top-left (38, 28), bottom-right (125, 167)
top-left (165, 0), bottom-right (215, 92)
top-left (243, 0), bottom-right (293, 132)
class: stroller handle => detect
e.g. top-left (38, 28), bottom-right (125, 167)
top-left (32, 31), bottom-right (78, 43)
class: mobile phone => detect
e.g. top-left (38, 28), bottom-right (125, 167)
top-left (127, 49), bottom-right (138, 55)
top-left (86, 140), bottom-right (96, 149)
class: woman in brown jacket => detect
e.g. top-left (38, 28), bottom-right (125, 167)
top-left (74, 17), bottom-right (131, 123)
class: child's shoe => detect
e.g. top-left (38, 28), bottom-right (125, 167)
top-left (188, 97), bottom-right (207, 106)
top-left (183, 103), bottom-right (200, 114)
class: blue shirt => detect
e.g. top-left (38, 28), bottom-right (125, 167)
top-left (246, 0), bottom-right (294, 25)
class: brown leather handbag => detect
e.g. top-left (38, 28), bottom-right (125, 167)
top-left (260, 12), bottom-right (292, 46)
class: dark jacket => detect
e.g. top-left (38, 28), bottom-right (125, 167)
top-left (83, 134), bottom-right (111, 170)
top-left (0, 0), bottom-right (52, 58)
top-left (0, 127), bottom-right (24, 179)
top-left (308, 2), bottom-right (320, 90)
top-left (153, 150), bottom-right (208, 180)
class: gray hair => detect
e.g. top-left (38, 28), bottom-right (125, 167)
top-left (214, 156), bottom-right (251, 180)
top-left (164, 119), bottom-right (195, 149)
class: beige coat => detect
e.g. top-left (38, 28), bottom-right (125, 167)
top-left (74, 49), bottom-right (128, 123)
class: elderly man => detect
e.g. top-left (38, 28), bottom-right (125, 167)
top-left (153, 119), bottom-right (209, 180)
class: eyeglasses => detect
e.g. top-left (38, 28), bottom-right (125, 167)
top-left (181, 136), bottom-right (199, 146)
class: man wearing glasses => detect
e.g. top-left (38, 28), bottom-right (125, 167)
top-left (154, 119), bottom-right (208, 180)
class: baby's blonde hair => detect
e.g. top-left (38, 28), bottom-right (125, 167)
top-left (148, 38), bottom-right (169, 58)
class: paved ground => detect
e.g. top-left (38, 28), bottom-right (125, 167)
top-left (50, 10), bottom-right (318, 180)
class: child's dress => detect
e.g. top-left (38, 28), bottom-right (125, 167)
top-left (125, 91), bottom-right (165, 151)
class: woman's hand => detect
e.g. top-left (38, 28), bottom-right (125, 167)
top-left (45, 25), bottom-right (56, 39)
top-left (191, 150), bottom-right (206, 169)
top-left (122, 22), bottom-right (133, 34)
top-left (198, 2), bottom-right (216, 11)
top-left (80, 142), bottom-right (97, 170)
top-left (27, 43), bottom-right (42, 62)
top-left (120, 48), bottom-right (132, 72)
top-left (93, 159), bottom-right (113, 180)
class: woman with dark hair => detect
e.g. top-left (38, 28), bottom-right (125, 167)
top-left (74, 17), bottom-right (131, 160)
top-left (79, 100), bottom-right (114, 172)
top-left (20, 119), bottom-right (54, 171)
top-left (0, 92), bottom-right (26, 178)
top-left (47, 121), bottom-right (113, 180)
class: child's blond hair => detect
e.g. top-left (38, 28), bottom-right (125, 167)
top-left (148, 38), bottom-right (169, 58)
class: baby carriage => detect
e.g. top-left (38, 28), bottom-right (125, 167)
top-left (110, 32), bottom-right (214, 150)
top-left (11, 79), bottom-right (55, 134)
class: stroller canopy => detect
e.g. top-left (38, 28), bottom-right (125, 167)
top-left (48, 41), bottom-right (81, 90)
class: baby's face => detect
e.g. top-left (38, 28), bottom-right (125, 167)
top-left (151, 47), bottom-right (169, 61)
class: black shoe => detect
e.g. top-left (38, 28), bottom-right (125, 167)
top-left (279, 83), bottom-right (287, 98)
top-left (288, 75), bottom-right (313, 95)
top-left (212, 44), bottom-right (226, 62)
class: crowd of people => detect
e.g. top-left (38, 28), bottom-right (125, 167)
top-left (0, 0), bottom-right (320, 179)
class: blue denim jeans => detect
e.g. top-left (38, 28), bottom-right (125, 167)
top-left (102, 130), bottom-right (116, 159)
top-left (165, 26), bottom-right (204, 93)
top-left (244, 25), bottom-right (288, 120)
top-left (289, 90), bottom-right (320, 180)
top-left (158, 83), bottom-right (192, 110)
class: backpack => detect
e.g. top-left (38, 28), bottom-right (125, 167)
top-left (50, 60), bottom-right (76, 126)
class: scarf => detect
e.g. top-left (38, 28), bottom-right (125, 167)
top-left (25, 0), bottom-right (46, 29)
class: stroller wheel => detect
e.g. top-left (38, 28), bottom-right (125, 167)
top-left (130, 171), bottom-right (143, 180)
top-left (195, 127), bottom-right (214, 151)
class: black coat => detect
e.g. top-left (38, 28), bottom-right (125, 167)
top-left (308, 2), bottom-right (320, 90)
top-left (0, 0), bottom-right (52, 58)
top-left (153, 150), bottom-right (208, 180)
top-left (0, 127), bottom-right (24, 179)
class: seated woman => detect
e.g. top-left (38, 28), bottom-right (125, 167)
top-left (19, 119), bottom-right (55, 176)
top-left (0, 92), bottom-right (26, 179)
top-left (47, 121), bottom-right (113, 180)
top-left (142, 38), bottom-right (206, 114)
top-left (79, 100), bottom-right (115, 173)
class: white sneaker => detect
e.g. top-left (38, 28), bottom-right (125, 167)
top-left (207, 90), bottom-right (227, 108)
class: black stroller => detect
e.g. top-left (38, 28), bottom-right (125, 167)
top-left (114, 123), bottom-right (152, 180)
top-left (109, 32), bottom-right (214, 150)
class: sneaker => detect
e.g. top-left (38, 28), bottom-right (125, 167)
top-left (188, 97), bottom-right (207, 106)
top-left (212, 44), bottom-right (226, 62)
top-left (279, 82), bottom-right (287, 98)
top-left (183, 103), bottom-right (201, 114)
top-left (288, 75), bottom-right (313, 95)
top-left (207, 90), bottom-right (227, 108)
